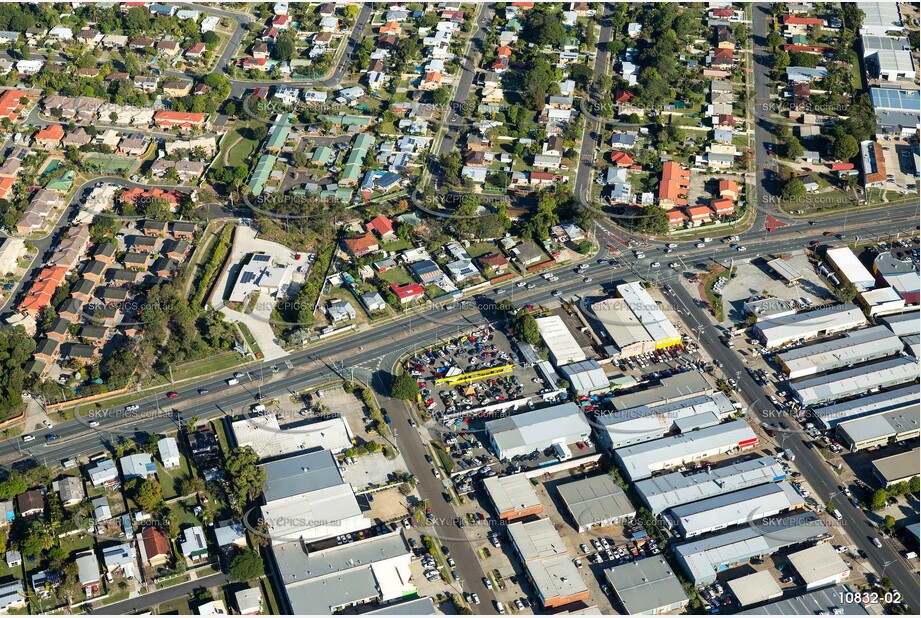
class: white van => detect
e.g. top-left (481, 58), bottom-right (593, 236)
top-left (251, 403), bottom-right (266, 413)
top-left (494, 601), bottom-right (506, 615)
top-left (227, 378), bottom-right (239, 386)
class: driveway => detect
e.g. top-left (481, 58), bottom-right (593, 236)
top-left (211, 225), bottom-right (299, 362)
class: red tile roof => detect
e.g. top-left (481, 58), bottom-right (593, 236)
top-left (782, 15), bottom-right (825, 26)
top-left (153, 111), bottom-right (206, 127)
top-left (35, 124), bottom-right (65, 143)
top-left (658, 161), bottom-right (691, 205)
top-left (141, 527), bottom-right (170, 561)
top-left (366, 215), bottom-right (394, 238)
top-left (343, 232), bottom-right (379, 256)
top-left (710, 198), bottom-right (735, 214)
top-left (688, 205), bottom-right (712, 221)
top-left (0, 89), bottom-right (26, 121)
top-left (610, 152), bottom-right (633, 167)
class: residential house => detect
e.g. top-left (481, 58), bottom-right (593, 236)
top-left (390, 282), bottom-right (425, 304)
top-left (342, 232), bottom-right (379, 259)
top-left (33, 125), bottom-right (65, 149)
top-left (120, 454), bottom-right (157, 480)
top-left (53, 476), bottom-right (85, 507)
top-left (180, 526), bottom-right (209, 562)
top-left (140, 527), bottom-right (171, 567)
top-left (16, 490), bottom-right (43, 517)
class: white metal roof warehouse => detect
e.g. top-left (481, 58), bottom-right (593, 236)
top-left (737, 584), bottom-right (868, 615)
top-left (559, 359), bottom-right (610, 395)
top-left (754, 304), bottom-right (867, 348)
top-left (825, 247), bottom-right (876, 291)
top-left (590, 297), bottom-right (655, 358)
top-left (610, 371), bottom-right (713, 411)
top-left (597, 392), bottom-right (736, 449)
top-left (812, 384), bottom-right (920, 429)
top-left (837, 405), bottom-right (920, 451)
top-left (482, 473), bottom-right (542, 521)
top-left (673, 511), bottom-right (830, 585)
top-left (667, 481), bottom-right (803, 538)
top-left (485, 402), bottom-right (591, 460)
top-left (616, 282), bottom-right (681, 348)
top-left (604, 559), bottom-right (689, 615)
top-left (872, 448), bottom-right (920, 487)
top-left (557, 475), bottom-right (636, 532)
top-left (790, 356), bottom-right (919, 406)
top-left (507, 518), bottom-right (589, 608)
top-left (786, 543), bottom-right (850, 590)
top-left (614, 420), bottom-right (758, 482)
top-left (776, 326), bottom-right (904, 379)
top-left (535, 315), bottom-right (586, 366)
top-left (881, 309), bottom-right (920, 337)
top-left (636, 456), bottom-right (786, 514)
top-left (727, 571), bottom-right (783, 608)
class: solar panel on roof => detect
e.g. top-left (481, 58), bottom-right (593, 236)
top-left (871, 88), bottom-right (921, 112)
top-left (240, 272), bottom-right (256, 284)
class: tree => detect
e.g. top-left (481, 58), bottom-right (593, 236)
top-left (869, 488), bottom-right (889, 511)
top-left (0, 473), bottom-right (26, 500)
top-left (391, 372), bottom-right (418, 401)
top-left (21, 519), bottom-right (54, 559)
top-left (832, 134), bottom-right (859, 162)
top-left (781, 177), bottom-right (806, 201)
top-left (432, 86), bottom-right (450, 106)
top-left (835, 281), bottom-right (858, 303)
top-left (225, 446), bottom-right (267, 506)
top-left (273, 32), bottom-right (295, 62)
top-left (513, 310), bottom-right (541, 346)
top-left (229, 549), bottom-right (264, 582)
top-left (784, 136), bottom-right (804, 160)
top-left (0, 325), bottom-right (36, 420)
top-left (129, 478), bottom-right (163, 512)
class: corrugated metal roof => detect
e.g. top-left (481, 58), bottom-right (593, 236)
top-left (755, 304), bottom-right (867, 348)
top-left (535, 315), bottom-right (586, 365)
top-left (604, 558), bottom-right (688, 614)
top-left (738, 584), bottom-right (867, 615)
top-left (485, 402), bottom-right (590, 457)
top-left (615, 421), bottom-right (758, 482)
top-left (483, 473), bottom-right (541, 515)
top-left (791, 357), bottom-right (918, 405)
top-left (778, 326), bottom-right (903, 376)
top-left (813, 385), bottom-right (920, 429)
top-left (670, 482), bottom-right (803, 538)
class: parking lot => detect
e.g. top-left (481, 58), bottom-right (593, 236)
top-left (717, 252), bottom-right (834, 323)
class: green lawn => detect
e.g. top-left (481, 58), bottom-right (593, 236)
top-left (377, 267), bottom-right (413, 286)
top-left (380, 239), bottom-right (412, 252)
top-left (220, 120), bottom-right (261, 168)
top-left (158, 455), bottom-right (193, 501)
top-left (466, 242), bottom-right (496, 258)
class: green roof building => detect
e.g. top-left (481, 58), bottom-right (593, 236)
top-left (312, 146), bottom-right (334, 165)
top-left (265, 114), bottom-right (292, 151)
top-left (46, 170), bottom-right (76, 192)
top-left (249, 154), bottom-right (277, 196)
top-left (340, 133), bottom-right (375, 185)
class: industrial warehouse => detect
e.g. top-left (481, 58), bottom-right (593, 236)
top-left (673, 512), bottom-right (830, 585)
top-left (603, 559), bottom-right (689, 615)
top-left (535, 315), bottom-right (587, 366)
top-left (557, 475), bottom-right (636, 532)
top-left (613, 420), bottom-right (759, 482)
top-left (666, 481), bottom-right (804, 538)
top-left (727, 570), bottom-right (784, 608)
top-left (609, 371), bottom-right (713, 411)
top-left (790, 356), bottom-right (919, 406)
top-left (482, 473), bottom-right (542, 521)
top-left (506, 518), bottom-right (589, 608)
top-left (616, 281), bottom-right (682, 348)
top-left (871, 448), bottom-right (921, 488)
top-left (825, 246), bottom-right (877, 291)
top-left (812, 384), bottom-right (920, 429)
top-left (775, 325), bottom-right (904, 379)
top-left (786, 543), bottom-right (851, 591)
top-left (485, 402), bottom-right (591, 460)
top-left (597, 392), bottom-right (737, 449)
top-left (753, 304), bottom-right (867, 348)
top-left (635, 456), bottom-right (787, 514)
top-left (836, 406), bottom-right (920, 451)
